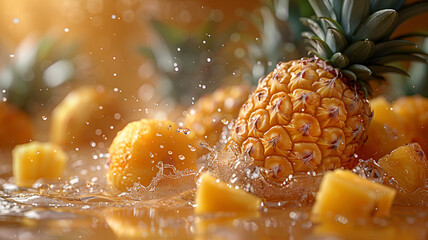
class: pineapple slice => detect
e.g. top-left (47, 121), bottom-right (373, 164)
top-left (13, 141), bottom-right (68, 187)
top-left (378, 143), bottom-right (428, 193)
top-left (311, 169), bottom-right (396, 223)
top-left (357, 120), bottom-right (411, 160)
top-left (107, 119), bottom-right (197, 191)
top-left (195, 173), bottom-right (261, 217)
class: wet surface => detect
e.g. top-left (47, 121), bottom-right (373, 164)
top-left (0, 147), bottom-right (427, 240)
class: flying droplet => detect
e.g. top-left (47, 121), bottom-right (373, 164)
top-left (176, 127), bottom-right (191, 135)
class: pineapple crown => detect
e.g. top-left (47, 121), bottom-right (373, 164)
top-left (302, 0), bottom-right (428, 95)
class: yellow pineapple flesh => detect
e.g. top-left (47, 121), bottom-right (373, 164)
top-left (393, 95), bottom-right (428, 154)
top-left (357, 97), bottom-right (412, 160)
top-left (378, 143), bottom-right (428, 193)
top-left (226, 58), bottom-right (372, 178)
top-left (357, 120), bottom-right (411, 160)
top-left (13, 141), bottom-right (68, 187)
top-left (311, 169), bottom-right (396, 223)
top-left (195, 173), bottom-right (261, 217)
top-left (107, 119), bottom-right (197, 191)
top-left (368, 96), bottom-right (406, 131)
top-left (185, 85), bottom-right (251, 154)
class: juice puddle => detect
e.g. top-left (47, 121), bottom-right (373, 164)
top-left (0, 150), bottom-right (427, 240)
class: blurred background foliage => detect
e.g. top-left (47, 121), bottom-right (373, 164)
top-left (0, 0), bottom-right (427, 124)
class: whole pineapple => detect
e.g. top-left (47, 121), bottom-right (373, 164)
top-left (226, 0), bottom-right (428, 180)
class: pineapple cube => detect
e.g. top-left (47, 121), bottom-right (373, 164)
top-left (13, 141), bottom-right (68, 187)
top-left (195, 173), bottom-right (261, 217)
top-left (378, 143), bottom-right (428, 193)
top-left (311, 169), bottom-right (396, 223)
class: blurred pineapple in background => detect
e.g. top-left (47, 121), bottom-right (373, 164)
top-left (0, 102), bottom-right (33, 150)
top-left (50, 85), bottom-right (127, 150)
top-left (184, 85), bottom-right (251, 154)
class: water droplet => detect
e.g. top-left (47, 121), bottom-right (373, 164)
top-left (38, 183), bottom-right (50, 195)
top-left (177, 47), bottom-right (181, 52)
top-left (9, 54), bottom-right (14, 58)
top-left (114, 113), bottom-right (121, 120)
top-left (113, 88), bottom-right (119, 92)
top-left (188, 144), bottom-right (196, 152)
top-left (176, 127), bottom-right (191, 135)
top-left (41, 116), bottom-right (48, 121)
top-left (160, 145), bottom-right (164, 149)
top-left (13, 18), bottom-right (19, 24)
top-left (207, 58), bottom-right (211, 63)
top-left (168, 151), bottom-right (173, 155)
top-left (174, 67), bottom-right (179, 71)
top-left (111, 15), bottom-right (117, 19)
top-left (149, 152), bottom-right (154, 158)
top-left (221, 119), bottom-right (229, 125)
top-left (90, 141), bottom-right (96, 148)
top-left (1, 89), bottom-right (6, 93)
top-left (178, 155), bottom-right (185, 160)
top-left (95, 129), bottom-right (102, 135)
top-left (64, 28), bottom-right (70, 32)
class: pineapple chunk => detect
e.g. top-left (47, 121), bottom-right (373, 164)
top-left (357, 120), bottom-right (411, 160)
top-left (311, 169), bottom-right (396, 223)
top-left (393, 95), bottom-right (428, 154)
top-left (370, 97), bottom-right (406, 132)
top-left (195, 173), bottom-right (261, 216)
top-left (13, 141), bottom-right (68, 187)
top-left (378, 143), bottom-right (428, 193)
top-left (107, 119), bottom-right (197, 191)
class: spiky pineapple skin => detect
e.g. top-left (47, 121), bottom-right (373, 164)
top-left (226, 58), bottom-right (372, 178)
top-left (185, 85), bottom-right (251, 150)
